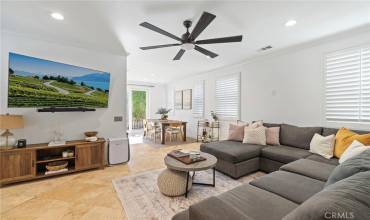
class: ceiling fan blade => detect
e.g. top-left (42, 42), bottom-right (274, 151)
top-left (189, 12), bottom-right (216, 41)
top-left (194, 45), bottom-right (218, 58)
top-left (140, 22), bottom-right (182, 42)
top-left (195, 35), bottom-right (243, 45)
top-left (173, 49), bottom-right (186, 60)
top-left (140, 43), bottom-right (181, 50)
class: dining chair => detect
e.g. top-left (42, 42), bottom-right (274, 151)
top-left (165, 122), bottom-right (183, 142)
top-left (143, 119), bottom-right (148, 137)
top-left (147, 121), bottom-right (161, 143)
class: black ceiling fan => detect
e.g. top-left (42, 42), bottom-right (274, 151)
top-left (139, 11), bottom-right (243, 60)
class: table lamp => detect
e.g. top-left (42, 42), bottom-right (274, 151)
top-left (0, 114), bottom-right (24, 148)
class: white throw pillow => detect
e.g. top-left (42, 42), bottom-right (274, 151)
top-left (248, 120), bottom-right (263, 129)
top-left (243, 126), bottom-right (266, 145)
top-left (309, 133), bottom-right (335, 159)
top-left (339, 140), bottom-right (370, 164)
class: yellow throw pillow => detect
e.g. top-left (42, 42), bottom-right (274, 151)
top-left (334, 128), bottom-right (370, 158)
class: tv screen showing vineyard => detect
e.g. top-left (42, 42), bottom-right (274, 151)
top-left (8, 53), bottom-right (110, 108)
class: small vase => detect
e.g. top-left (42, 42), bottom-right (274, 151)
top-left (161, 115), bottom-right (168, 120)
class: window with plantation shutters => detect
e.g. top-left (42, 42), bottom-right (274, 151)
top-left (325, 45), bottom-right (370, 123)
top-left (192, 81), bottom-right (204, 118)
top-left (215, 73), bottom-right (240, 120)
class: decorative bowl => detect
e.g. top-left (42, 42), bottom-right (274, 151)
top-left (84, 131), bottom-right (98, 137)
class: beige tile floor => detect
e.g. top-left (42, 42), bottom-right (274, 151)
top-left (0, 142), bottom-right (200, 220)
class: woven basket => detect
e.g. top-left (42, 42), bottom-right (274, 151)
top-left (46, 161), bottom-right (68, 171)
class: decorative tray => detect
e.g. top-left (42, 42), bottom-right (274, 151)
top-left (168, 153), bottom-right (206, 164)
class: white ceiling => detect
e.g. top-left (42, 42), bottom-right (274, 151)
top-left (2, 1), bottom-right (370, 83)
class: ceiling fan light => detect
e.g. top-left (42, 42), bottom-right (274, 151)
top-left (181, 43), bottom-right (195, 50)
top-left (285, 20), bottom-right (297, 27)
top-left (51, 12), bottom-right (64, 20)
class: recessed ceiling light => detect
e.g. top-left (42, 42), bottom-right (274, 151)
top-left (51, 12), bottom-right (64, 20)
top-left (285, 20), bottom-right (296, 27)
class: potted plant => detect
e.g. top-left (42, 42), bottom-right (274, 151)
top-left (210, 111), bottom-right (218, 121)
top-left (210, 111), bottom-right (219, 128)
top-left (156, 107), bottom-right (171, 120)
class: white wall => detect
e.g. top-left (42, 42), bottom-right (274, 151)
top-left (147, 84), bottom-right (167, 119)
top-left (167, 64), bottom-right (243, 139)
top-left (0, 31), bottom-right (127, 144)
top-left (167, 27), bottom-right (370, 139)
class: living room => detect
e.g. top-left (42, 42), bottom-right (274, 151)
top-left (1, 1), bottom-right (370, 220)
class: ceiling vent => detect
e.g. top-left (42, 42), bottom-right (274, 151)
top-left (260, 45), bottom-right (273, 51)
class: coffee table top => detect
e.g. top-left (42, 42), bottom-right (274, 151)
top-left (165, 152), bottom-right (217, 172)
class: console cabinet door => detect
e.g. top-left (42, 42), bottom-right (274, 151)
top-left (0, 150), bottom-right (36, 183)
top-left (75, 144), bottom-right (102, 170)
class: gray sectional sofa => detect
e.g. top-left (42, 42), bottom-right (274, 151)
top-left (200, 123), bottom-right (368, 178)
top-left (172, 123), bottom-right (370, 220)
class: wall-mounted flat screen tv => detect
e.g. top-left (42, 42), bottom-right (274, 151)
top-left (8, 52), bottom-right (110, 108)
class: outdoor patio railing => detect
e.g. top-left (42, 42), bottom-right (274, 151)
top-left (132, 119), bottom-right (144, 129)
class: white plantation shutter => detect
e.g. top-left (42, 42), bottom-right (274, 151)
top-left (361, 47), bottom-right (370, 121)
top-left (192, 81), bottom-right (204, 117)
top-left (215, 73), bottom-right (240, 120)
top-left (325, 45), bottom-right (370, 123)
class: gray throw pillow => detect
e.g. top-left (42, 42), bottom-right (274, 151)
top-left (283, 171), bottom-right (370, 220)
top-left (325, 149), bottom-right (370, 187)
top-left (280, 124), bottom-right (322, 149)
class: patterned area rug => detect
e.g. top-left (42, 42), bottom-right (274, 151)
top-left (112, 169), bottom-right (264, 220)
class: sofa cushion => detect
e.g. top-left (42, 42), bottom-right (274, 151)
top-left (250, 171), bottom-right (325, 204)
top-left (200, 141), bottom-right (263, 163)
top-left (218, 184), bottom-right (298, 220)
top-left (339, 140), bottom-right (370, 164)
top-left (280, 159), bottom-right (336, 182)
top-left (243, 126), bottom-right (266, 145)
top-left (280, 124), bottom-right (323, 149)
top-left (228, 124), bottom-right (245, 142)
top-left (188, 196), bottom-right (252, 220)
top-left (322, 127), bottom-right (370, 136)
top-left (283, 171), bottom-right (370, 220)
top-left (305, 154), bottom-right (339, 166)
top-left (260, 157), bottom-right (285, 173)
top-left (261, 145), bottom-right (312, 164)
top-left (266, 127), bottom-right (280, 145)
top-left (326, 149), bottom-right (370, 186)
top-left (333, 127), bottom-right (370, 158)
top-left (309, 133), bottom-right (335, 159)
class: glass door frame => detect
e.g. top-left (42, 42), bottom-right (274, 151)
top-left (127, 86), bottom-right (150, 131)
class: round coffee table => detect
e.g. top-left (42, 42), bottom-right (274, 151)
top-left (158, 152), bottom-right (217, 197)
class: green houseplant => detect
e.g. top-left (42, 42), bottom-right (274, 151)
top-left (156, 107), bottom-right (171, 120)
top-left (210, 111), bottom-right (218, 121)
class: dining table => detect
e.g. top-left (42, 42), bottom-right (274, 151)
top-left (147, 119), bottom-right (187, 144)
